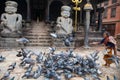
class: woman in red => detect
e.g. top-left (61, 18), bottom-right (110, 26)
top-left (100, 31), bottom-right (117, 67)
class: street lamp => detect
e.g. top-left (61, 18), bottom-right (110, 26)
top-left (72, 0), bottom-right (82, 32)
top-left (84, 0), bottom-right (93, 48)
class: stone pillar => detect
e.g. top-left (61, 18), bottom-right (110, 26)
top-left (46, 2), bottom-right (50, 21)
top-left (83, 0), bottom-right (93, 48)
top-left (97, 9), bottom-right (103, 31)
top-left (80, 10), bottom-right (82, 24)
top-left (26, 0), bottom-right (31, 22)
top-left (93, 4), bottom-right (97, 31)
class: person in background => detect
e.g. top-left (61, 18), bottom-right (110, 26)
top-left (100, 31), bottom-right (117, 67)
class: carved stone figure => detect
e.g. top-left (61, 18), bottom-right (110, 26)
top-left (56, 6), bottom-right (73, 35)
top-left (0, 1), bottom-right (22, 37)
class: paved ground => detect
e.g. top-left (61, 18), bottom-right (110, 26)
top-left (0, 45), bottom-right (120, 80)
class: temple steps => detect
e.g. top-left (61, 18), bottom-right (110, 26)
top-left (24, 22), bottom-right (52, 47)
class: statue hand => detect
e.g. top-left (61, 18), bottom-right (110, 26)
top-left (2, 21), bottom-right (7, 25)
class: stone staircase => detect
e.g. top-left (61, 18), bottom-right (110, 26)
top-left (24, 22), bottom-right (52, 47)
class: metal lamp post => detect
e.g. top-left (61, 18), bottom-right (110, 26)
top-left (72, 0), bottom-right (82, 32)
top-left (84, 0), bottom-right (93, 48)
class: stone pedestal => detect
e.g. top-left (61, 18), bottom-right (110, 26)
top-left (0, 37), bottom-right (22, 49)
top-left (52, 37), bottom-right (75, 48)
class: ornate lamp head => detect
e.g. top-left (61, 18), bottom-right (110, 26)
top-left (84, 0), bottom-right (93, 10)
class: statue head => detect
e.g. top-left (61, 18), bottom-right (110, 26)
top-left (5, 1), bottom-right (18, 14)
top-left (61, 11), bottom-right (70, 18)
top-left (61, 6), bottom-right (71, 18)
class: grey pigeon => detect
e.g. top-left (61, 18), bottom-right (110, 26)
top-left (33, 65), bottom-right (42, 79)
top-left (22, 71), bottom-right (34, 78)
top-left (49, 47), bottom-right (56, 53)
top-left (50, 33), bottom-right (58, 38)
top-left (108, 55), bottom-right (120, 67)
top-left (17, 48), bottom-right (31, 60)
top-left (20, 61), bottom-right (26, 67)
top-left (23, 57), bottom-right (35, 65)
top-left (84, 77), bottom-right (90, 80)
top-left (68, 36), bottom-right (74, 42)
top-left (27, 65), bottom-right (33, 72)
top-left (1, 71), bottom-right (10, 80)
top-left (10, 76), bottom-right (15, 80)
top-left (63, 38), bottom-right (71, 47)
top-left (33, 70), bottom-right (41, 79)
top-left (0, 55), bottom-right (5, 62)
top-left (8, 62), bottom-right (16, 71)
top-left (113, 75), bottom-right (118, 80)
top-left (107, 76), bottom-right (110, 80)
top-left (16, 37), bottom-right (29, 45)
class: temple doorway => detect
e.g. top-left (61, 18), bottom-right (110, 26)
top-left (30, 0), bottom-right (47, 21)
top-left (49, 1), bottom-right (63, 21)
top-left (0, 0), bottom-right (6, 17)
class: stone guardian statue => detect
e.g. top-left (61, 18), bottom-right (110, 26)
top-left (0, 1), bottom-right (22, 37)
top-left (56, 6), bottom-right (73, 35)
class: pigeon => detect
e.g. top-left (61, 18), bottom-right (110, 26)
top-left (33, 66), bottom-right (42, 79)
top-left (33, 70), bottom-right (41, 79)
top-left (44, 78), bottom-right (50, 80)
top-left (63, 38), bottom-right (71, 47)
top-left (48, 47), bottom-right (56, 54)
top-left (0, 55), bottom-right (5, 62)
top-left (1, 71), bottom-right (10, 80)
top-left (108, 55), bottom-right (120, 67)
top-left (10, 76), bottom-right (15, 80)
top-left (36, 54), bottom-right (43, 63)
top-left (22, 57), bottom-right (35, 65)
top-left (84, 77), bottom-right (90, 80)
top-left (68, 36), bottom-right (74, 42)
top-left (16, 37), bottom-right (29, 44)
top-left (113, 75), bottom-right (118, 80)
top-left (27, 65), bottom-right (33, 72)
top-left (107, 76), bottom-right (110, 80)
top-left (8, 62), bottom-right (16, 71)
top-left (50, 33), bottom-right (58, 38)
top-left (22, 71), bottom-right (34, 78)
top-left (20, 61), bottom-right (26, 67)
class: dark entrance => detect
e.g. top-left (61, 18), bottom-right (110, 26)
top-left (31, 0), bottom-right (47, 21)
top-left (49, 1), bottom-right (63, 21)
top-left (0, 0), bottom-right (6, 17)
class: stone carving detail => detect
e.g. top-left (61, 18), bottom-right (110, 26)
top-left (56, 6), bottom-right (73, 35)
top-left (0, 1), bottom-right (22, 37)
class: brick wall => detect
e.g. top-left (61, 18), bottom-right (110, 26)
top-left (101, 0), bottom-right (120, 36)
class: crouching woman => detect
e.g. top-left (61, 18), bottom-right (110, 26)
top-left (100, 31), bottom-right (117, 67)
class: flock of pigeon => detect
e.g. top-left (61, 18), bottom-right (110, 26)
top-left (0, 46), bottom-right (120, 80)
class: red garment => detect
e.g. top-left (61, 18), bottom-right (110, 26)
top-left (104, 37), bottom-right (109, 45)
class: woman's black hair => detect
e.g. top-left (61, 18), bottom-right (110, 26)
top-left (104, 31), bottom-right (110, 37)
